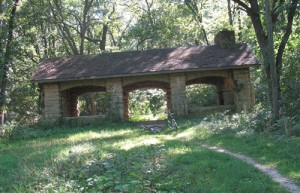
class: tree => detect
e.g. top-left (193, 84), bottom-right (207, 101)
top-left (124, 0), bottom-right (202, 49)
top-left (0, 0), bottom-right (19, 124)
top-left (227, 0), bottom-right (233, 26)
top-left (231, 0), bottom-right (299, 121)
top-left (184, 0), bottom-right (209, 45)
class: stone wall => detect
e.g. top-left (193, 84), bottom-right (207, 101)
top-left (43, 83), bottom-right (61, 120)
top-left (41, 68), bottom-right (254, 121)
top-left (232, 68), bottom-right (254, 111)
top-left (170, 74), bottom-right (188, 116)
top-left (106, 79), bottom-right (124, 120)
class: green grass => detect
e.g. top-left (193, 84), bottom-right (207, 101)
top-left (202, 131), bottom-right (300, 185)
top-left (129, 113), bottom-right (167, 122)
top-left (0, 119), bottom-right (298, 193)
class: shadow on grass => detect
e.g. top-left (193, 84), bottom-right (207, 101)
top-left (0, 118), bottom-right (298, 192)
top-left (1, 124), bottom-right (289, 193)
top-left (47, 138), bottom-right (287, 192)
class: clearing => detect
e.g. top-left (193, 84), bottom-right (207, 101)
top-left (0, 119), bottom-right (299, 193)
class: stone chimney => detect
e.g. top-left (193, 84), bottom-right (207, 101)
top-left (214, 30), bottom-right (236, 48)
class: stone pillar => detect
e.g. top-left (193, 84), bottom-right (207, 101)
top-left (233, 69), bottom-right (253, 111)
top-left (106, 79), bottom-right (124, 120)
top-left (123, 91), bottom-right (129, 120)
top-left (61, 90), bottom-right (71, 117)
top-left (222, 77), bottom-right (234, 105)
top-left (165, 88), bottom-right (172, 111)
top-left (170, 74), bottom-right (188, 116)
top-left (43, 83), bottom-right (62, 120)
top-left (69, 91), bottom-right (79, 117)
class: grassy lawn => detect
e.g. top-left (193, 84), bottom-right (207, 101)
top-left (129, 113), bottom-right (167, 122)
top-left (0, 119), bottom-right (299, 193)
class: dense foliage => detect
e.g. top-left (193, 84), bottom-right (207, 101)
top-left (186, 84), bottom-right (217, 107)
top-left (129, 89), bottom-right (167, 120)
top-left (78, 92), bottom-right (110, 116)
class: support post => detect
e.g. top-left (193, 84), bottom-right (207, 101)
top-left (43, 83), bottom-right (62, 120)
top-left (106, 79), bottom-right (124, 120)
top-left (233, 69), bottom-right (252, 111)
top-left (170, 74), bottom-right (188, 116)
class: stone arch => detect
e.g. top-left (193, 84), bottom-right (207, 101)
top-left (59, 80), bottom-right (106, 91)
top-left (122, 81), bottom-right (171, 120)
top-left (186, 76), bottom-right (234, 106)
top-left (61, 85), bottom-right (106, 117)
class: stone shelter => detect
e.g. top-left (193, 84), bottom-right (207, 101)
top-left (31, 31), bottom-right (260, 121)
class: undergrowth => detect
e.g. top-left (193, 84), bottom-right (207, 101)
top-left (0, 106), bottom-right (299, 192)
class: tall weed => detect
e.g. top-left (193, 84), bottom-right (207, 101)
top-left (198, 104), bottom-right (272, 136)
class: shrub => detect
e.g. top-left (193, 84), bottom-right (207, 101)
top-left (198, 104), bottom-right (273, 136)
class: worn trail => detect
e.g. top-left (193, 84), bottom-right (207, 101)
top-left (201, 144), bottom-right (300, 193)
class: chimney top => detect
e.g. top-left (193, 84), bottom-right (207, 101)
top-left (214, 30), bottom-right (236, 48)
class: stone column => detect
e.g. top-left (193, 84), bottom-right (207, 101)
top-left (170, 74), bottom-right (188, 116)
top-left (222, 77), bottom-right (234, 105)
top-left (233, 69), bottom-right (252, 111)
top-left (106, 79), bottom-right (124, 120)
top-left (61, 90), bottom-right (71, 117)
top-left (123, 91), bottom-right (129, 120)
top-left (43, 83), bottom-right (62, 120)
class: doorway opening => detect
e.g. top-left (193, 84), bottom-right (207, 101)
top-left (128, 88), bottom-right (167, 121)
top-left (78, 92), bottom-right (110, 117)
top-left (186, 84), bottom-right (218, 107)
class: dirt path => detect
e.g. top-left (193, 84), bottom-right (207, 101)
top-left (201, 144), bottom-right (300, 193)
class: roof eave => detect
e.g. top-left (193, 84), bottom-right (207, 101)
top-left (31, 64), bottom-right (260, 84)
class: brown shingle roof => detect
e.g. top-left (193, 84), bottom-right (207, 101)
top-left (31, 44), bottom-right (260, 83)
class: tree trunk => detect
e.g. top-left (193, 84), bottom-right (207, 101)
top-left (237, 7), bottom-right (242, 41)
top-left (51, 0), bottom-right (79, 55)
top-left (275, 0), bottom-right (298, 101)
top-left (0, 0), bottom-right (19, 123)
top-left (184, 0), bottom-right (209, 45)
top-left (227, 0), bottom-right (233, 26)
top-left (264, 0), bottom-right (279, 121)
top-left (80, 0), bottom-right (94, 54)
top-left (40, 22), bottom-right (48, 58)
top-left (231, 0), bottom-right (278, 121)
top-left (100, 23), bottom-right (108, 52)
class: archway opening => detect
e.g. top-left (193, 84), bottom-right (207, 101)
top-left (128, 88), bottom-right (167, 121)
top-left (61, 86), bottom-right (108, 117)
top-left (186, 76), bottom-right (235, 115)
top-left (186, 84), bottom-right (218, 107)
top-left (78, 92), bottom-right (110, 117)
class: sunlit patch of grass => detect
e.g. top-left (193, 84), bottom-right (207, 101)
top-left (289, 171), bottom-right (300, 179)
top-left (67, 131), bottom-right (103, 142)
top-left (119, 137), bottom-right (162, 150)
top-left (176, 127), bottom-right (196, 139)
top-left (129, 113), bottom-right (167, 121)
top-left (0, 118), bottom-right (298, 192)
top-left (66, 129), bottom-right (135, 142)
top-left (166, 146), bottom-right (191, 156)
top-left (199, 118), bottom-right (300, 186)
top-left (60, 143), bottom-right (95, 157)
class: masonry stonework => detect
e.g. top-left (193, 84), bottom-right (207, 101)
top-left (106, 79), bottom-right (124, 120)
top-left (170, 74), bottom-right (188, 116)
top-left (43, 83), bottom-right (61, 120)
top-left (34, 30), bottom-right (259, 122)
top-left (233, 69), bottom-right (254, 111)
top-left (41, 68), bottom-right (254, 121)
